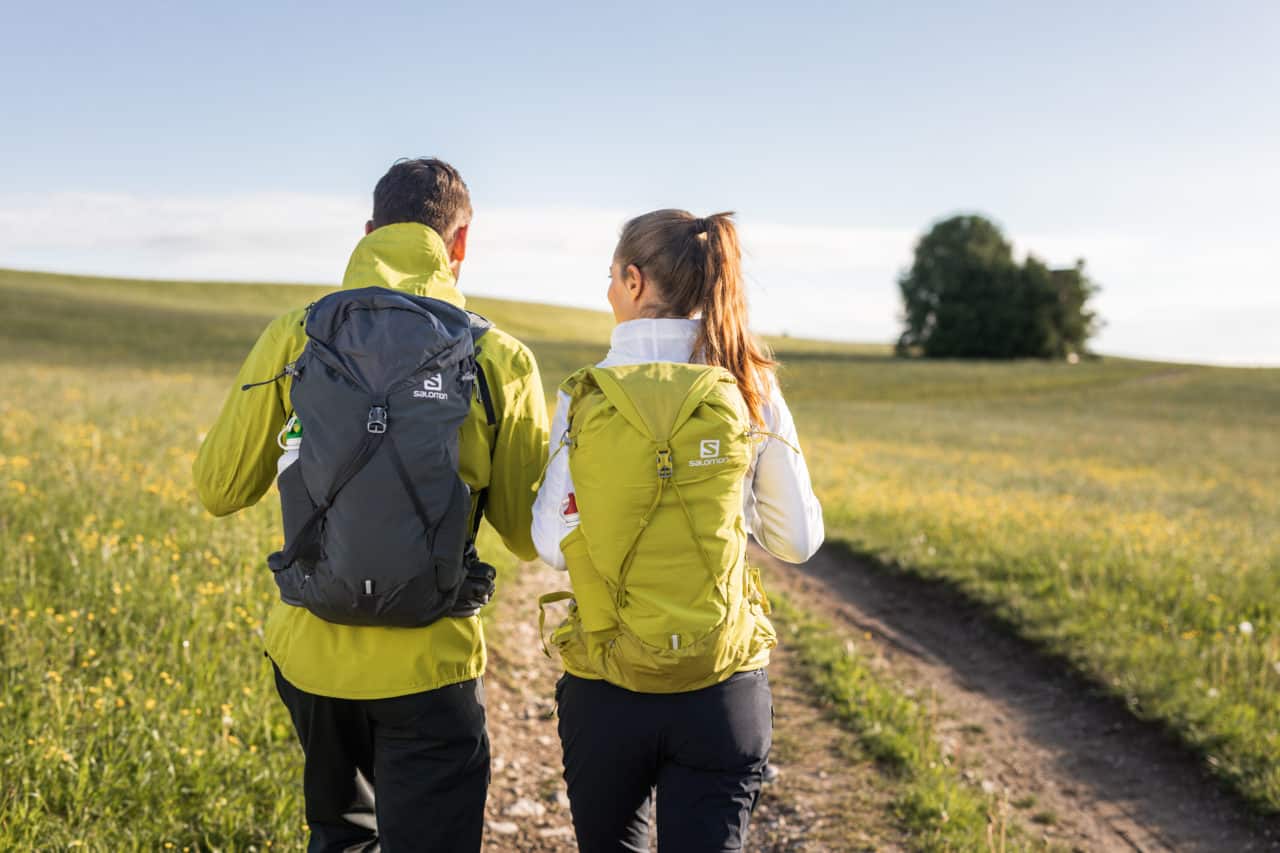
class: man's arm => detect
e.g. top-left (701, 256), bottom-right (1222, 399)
top-left (481, 341), bottom-right (551, 561)
top-left (193, 313), bottom-right (300, 517)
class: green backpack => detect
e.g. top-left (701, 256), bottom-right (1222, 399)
top-left (538, 362), bottom-right (776, 694)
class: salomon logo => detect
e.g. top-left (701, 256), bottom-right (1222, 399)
top-left (413, 374), bottom-right (449, 401)
top-left (689, 439), bottom-right (728, 467)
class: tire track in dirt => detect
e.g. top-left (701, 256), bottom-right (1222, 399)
top-left (754, 542), bottom-right (1280, 852)
top-left (480, 558), bottom-right (908, 852)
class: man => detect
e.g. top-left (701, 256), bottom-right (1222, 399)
top-left (193, 158), bottom-right (549, 851)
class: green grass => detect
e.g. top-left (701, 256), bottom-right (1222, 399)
top-left (781, 353), bottom-right (1280, 811)
top-left (771, 596), bottom-right (1012, 851)
top-left (0, 270), bottom-right (914, 847)
top-left (0, 271), bottom-right (577, 847)
top-left (0, 381), bottom-right (526, 846)
top-left (2, 266), bottom-right (1278, 845)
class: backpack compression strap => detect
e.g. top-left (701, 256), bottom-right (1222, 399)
top-left (272, 400), bottom-right (389, 571)
top-left (537, 590), bottom-right (575, 656)
top-left (583, 368), bottom-right (729, 606)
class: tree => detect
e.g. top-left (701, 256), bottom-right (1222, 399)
top-left (1046, 261), bottom-right (1100, 358)
top-left (896, 215), bottom-right (1100, 359)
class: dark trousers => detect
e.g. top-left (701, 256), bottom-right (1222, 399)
top-left (556, 669), bottom-right (772, 853)
top-left (273, 666), bottom-right (489, 853)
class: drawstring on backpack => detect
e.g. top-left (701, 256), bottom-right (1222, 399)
top-left (747, 427), bottom-right (801, 455)
top-left (531, 428), bottom-right (572, 494)
top-left (613, 447), bottom-right (672, 608)
top-left (242, 362), bottom-right (299, 391)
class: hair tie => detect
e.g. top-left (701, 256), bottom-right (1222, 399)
top-left (692, 217), bottom-right (708, 233)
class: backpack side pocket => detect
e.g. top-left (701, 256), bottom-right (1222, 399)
top-left (271, 460), bottom-right (317, 605)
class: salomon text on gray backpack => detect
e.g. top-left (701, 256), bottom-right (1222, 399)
top-left (264, 287), bottom-right (495, 627)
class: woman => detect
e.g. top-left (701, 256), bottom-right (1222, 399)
top-left (532, 209), bottom-right (824, 852)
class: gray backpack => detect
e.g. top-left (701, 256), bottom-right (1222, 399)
top-left (263, 287), bottom-right (496, 627)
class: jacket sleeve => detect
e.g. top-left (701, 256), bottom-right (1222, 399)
top-left (192, 315), bottom-right (295, 517)
top-left (482, 345), bottom-right (551, 562)
top-left (745, 380), bottom-right (825, 563)
top-left (531, 391), bottom-right (574, 570)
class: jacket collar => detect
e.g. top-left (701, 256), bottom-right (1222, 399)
top-left (339, 222), bottom-right (465, 308)
top-left (603, 318), bottom-right (701, 366)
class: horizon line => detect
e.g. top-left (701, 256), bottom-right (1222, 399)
top-left (5, 263), bottom-right (1277, 371)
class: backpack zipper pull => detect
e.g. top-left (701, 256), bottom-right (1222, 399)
top-left (241, 361), bottom-right (299, 391)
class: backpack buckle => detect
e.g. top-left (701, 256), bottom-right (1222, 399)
top-left (367, 406), bottom-right (388, 434)
top-left (655, 448), bottom-right (673, 479)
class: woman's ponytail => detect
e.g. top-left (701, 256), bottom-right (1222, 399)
top-left (695, 213), bottom-right (774, 425)
top-left (615, 209), bottom-right (776, 424)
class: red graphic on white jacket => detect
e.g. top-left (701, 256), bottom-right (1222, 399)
top-left (560, 492), bottom-right (580, 527)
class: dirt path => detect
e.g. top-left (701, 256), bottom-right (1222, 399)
top-left (754, 542), bottom-right (1280, 852)
top-left (749, 641), bottom-right (908, 852)
top-left (479, 563), bottom-right (576, 852)
top-left (480, 558), bottom-right (908, 852)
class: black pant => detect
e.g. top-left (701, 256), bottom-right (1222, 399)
top-left (556, 669), bottom-right (772, 853)
top-left (273, 666), bottom-right (489, 853)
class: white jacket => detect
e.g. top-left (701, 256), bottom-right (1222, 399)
top-left (531, 318), bottom-right (825, 570)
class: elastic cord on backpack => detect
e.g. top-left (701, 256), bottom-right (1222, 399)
top-left (669, 476), bottom-right (720, 587)
top-left (747, 428), bottom-right (801, 455)
top-left (614, 461), bottom-right (670, 608)
top-left (531, 430), bottom-right (571, 495)
top-left (242, 361), bottom-right (298, 392)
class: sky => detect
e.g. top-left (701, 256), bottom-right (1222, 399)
top-left (2, 1), bottom-right (1277, 364)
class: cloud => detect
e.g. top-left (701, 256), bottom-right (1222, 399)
top-left (0, 191), bottom-right (364, 282)
top-left (0, 191), bottom-right (1275, 364)
top-left (465, 208), bottom-right (916, 344)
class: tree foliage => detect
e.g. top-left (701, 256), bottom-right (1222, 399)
top-left (896, 215), bottom-right (1099, 359)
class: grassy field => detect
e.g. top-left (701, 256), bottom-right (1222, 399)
top-left (0, 271), bottom-right (542, 847)
top-left (781, 354), bottom-right (1280, 810)
top-left (1, 268), bottom-right (1277, 847)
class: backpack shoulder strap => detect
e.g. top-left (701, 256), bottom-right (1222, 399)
top-left (558, 365), bottom-right (591, 399)
top-left (468, 362), bottom-right (496, 542)
top-left (465, 311), bottom-right (496, 427)
top-left (467, 310), bottom-right (492, 341)
top-left (466, 312), bottom-right (496, 542)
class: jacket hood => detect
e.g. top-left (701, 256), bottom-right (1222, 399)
top-left (340, 222), bottom-right (465, 307)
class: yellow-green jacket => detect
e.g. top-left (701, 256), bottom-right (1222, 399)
top-left (193, 223), bottom-right (550, 699)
